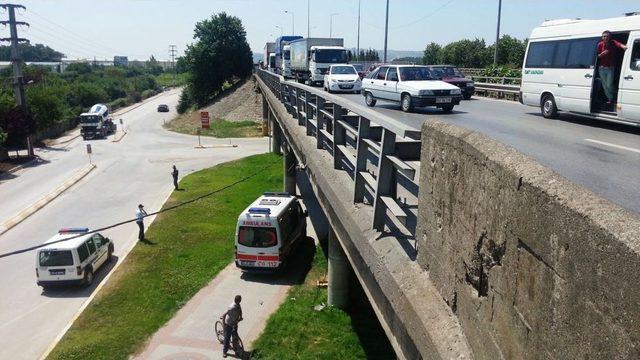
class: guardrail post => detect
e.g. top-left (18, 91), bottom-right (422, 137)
top-left (353, 116), bottom-right (370, 203)
top-left (297, 90), bottom-right (305, 126)
top-left (333, 104), bottom-right (346, 170)
top-left (316, 96), bottom-right (325, 150)
top-left (372, 128), bottom-right (396, 231)
top-left (305, 90), bottom-right (314, 136)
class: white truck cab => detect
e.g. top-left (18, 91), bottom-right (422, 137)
top-left (308, 45), bottom-right (349, 85)
top-left (235, 192), bottom-right (307, 271)
top-left (36, 228), bottom-right (114, 288)
top-left (282, 45), bottom-right (293, 78)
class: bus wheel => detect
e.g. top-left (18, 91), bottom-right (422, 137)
top-left (541, 95), bottom-right (558, 119)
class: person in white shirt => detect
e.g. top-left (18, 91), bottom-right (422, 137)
top-left (220, 295), bottom-right (243, 357)
top-left (135, 204), bottom-right (148, 241)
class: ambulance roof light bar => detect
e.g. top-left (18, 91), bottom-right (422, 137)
top-left (248, 207), bottom-right (271, 215)
top-left (263, 191), bottom-right (290, 197)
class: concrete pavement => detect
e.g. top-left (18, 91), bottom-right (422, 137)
top-left (0, 89), bottom-right (269, 360)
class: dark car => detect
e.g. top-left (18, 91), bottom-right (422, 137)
top-left (352, 64), bottom-right (365, 79)
top-left (425, 65), bottom-right (475, 100)
top-left (157, 104), bottom-right (169, 112)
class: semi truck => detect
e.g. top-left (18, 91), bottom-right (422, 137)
top-left (274, 35), bottom-right (303, 75)
top-left (79, 104), bottom-right (116, 140)
top-left (289, 38), bottom-right (347, 85)
top-left (263, 42), bottom-right (275, 70)
top-left (282, 45), bottom-right (293, 78)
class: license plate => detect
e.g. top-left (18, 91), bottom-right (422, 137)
top-left (436, 97), bottom-right (452, 103)
top-left (50, 270), bottom-right (65, 275)
top-left (339, 85), bottom-right (354, 89)
top-left (239, 261), bottom-right (255, 266)
top-left (256, 260), bottom-right (279, 267)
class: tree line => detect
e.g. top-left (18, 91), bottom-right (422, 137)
top-left (0, 60), bottom-right (171, 148)
top-left (0, 43), bottom-right (65, 62)
top-left (422, 35), bottom-right (527, 68)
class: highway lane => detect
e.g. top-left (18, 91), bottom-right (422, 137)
top-left (0, 90), bottom-right (268, 360)
top-left (336, 92), bottom-right (640, 214)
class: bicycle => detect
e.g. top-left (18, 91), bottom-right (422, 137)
top-left (214, 320), bottom-right (244, 357)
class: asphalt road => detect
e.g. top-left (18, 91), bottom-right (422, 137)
top-left (0, 90), bottom-right (268, 360)
top-left (337, 92), bottom-right (640, 214)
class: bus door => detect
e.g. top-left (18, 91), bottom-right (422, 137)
top-left (619, 34), bottom-right (640, 122)
top-left (556, 38), bottom-right (599, 114)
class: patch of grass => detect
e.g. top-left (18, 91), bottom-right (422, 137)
top-left (167, 116), bottom-right (262, 138)
top-left (46, 153), bottom-right (282, 360)
top-left (251, 246), bottom-right (395, 359)
top-left (155, 72), bottom-right (188, 87)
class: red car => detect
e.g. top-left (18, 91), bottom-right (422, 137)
top-left (352, 64), bottom-right (366, 79)
top-left (425, 65), bottom-right (475, 100)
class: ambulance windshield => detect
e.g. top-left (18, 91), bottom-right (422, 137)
top-left (238, 227), bottom-right (277, 248)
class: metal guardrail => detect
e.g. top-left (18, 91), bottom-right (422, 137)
top-left (256, 69), bottom-right (421, 236)
top-left (471, 76), bottom-right (521, 99)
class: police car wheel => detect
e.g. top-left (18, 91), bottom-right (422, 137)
top-left (84, 269), bottom-right (94, 286)
top-left (107, 248), bottom-right (113, 262)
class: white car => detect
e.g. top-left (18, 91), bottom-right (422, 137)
top-left (323, 64), bottom-right (362, 94)
top-left (36, 228), bottom-right (114, 288)
top-left (362, 65), bottom-right (463, 112)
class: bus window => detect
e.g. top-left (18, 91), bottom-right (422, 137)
top-left (631, 40), bottom-right (640, 71)
top-left (566, 38), bottom-right (599, 68)
top-left (525, 41), bottom-right (556, 68)
top-left (238, 227), bottom-right (277, 248)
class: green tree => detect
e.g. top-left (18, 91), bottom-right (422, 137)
top-left (440, 38), bottom-right (491, 68)
top-left (487, 35), bottom-right (527, 67)
top-left (422, 42), bottom-right (442, 65)
top-left (146, 55), bottom-right (164, 76)
top-left (66, 82), bottom-right (108, 108)
top-left (0, 43), bottom-right (64, 61)
top-left (0, 126), bottom-right (7, 147)
top-left (183, 12), bottom-right (252, 107)
top-left (65, 62), bottom-right (93, 74)
top-left (26, 87), bottom-right (65, 131)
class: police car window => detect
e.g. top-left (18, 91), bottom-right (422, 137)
top-left (78, 244), bottom-right (89, 262)
top-left (238, 227), bottom-right (277, 248)
top-left (92, 234), bottom-right (104, 247)
top-left (39, 250), bottom-right (73, 266)
top-left (86, 239), bottom-right (96, 254)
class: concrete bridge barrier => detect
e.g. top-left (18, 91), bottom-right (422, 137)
top-left (417, 120), bottom-right (640, 359)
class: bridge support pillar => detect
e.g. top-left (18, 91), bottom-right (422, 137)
top-left (270, 110), bottom-right (282, 155)
top-left (328, 230), bottom-right (350, 309)
top-left (283, 145), bottom-right (296, 195)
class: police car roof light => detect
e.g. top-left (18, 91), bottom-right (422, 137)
top-left (248, 207), bottom-right (271, 214)
top-left (59, 227), bottom-right (90, 234)
top-left (263, 191), bottom-right (290, 197)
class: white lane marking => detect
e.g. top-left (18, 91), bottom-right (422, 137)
top-left (584, 139), bottom-right (640, 154)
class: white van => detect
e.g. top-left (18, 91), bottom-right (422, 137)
top-left (521, 13), bottom-right (640, 126)
top-left (36, 228), bottom-right (114, 288)
top-left (235, 192), bottom-right (307, 271)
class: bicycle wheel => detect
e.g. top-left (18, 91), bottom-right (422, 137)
top-left (214, 321), bottom-right (225, 344)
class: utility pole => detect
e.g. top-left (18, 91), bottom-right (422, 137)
top-left (383, 0), bottom-right (389, 63)
top-left (0, 3), bottom-right (33, 156)
top-left (307, 0), bottom-right (310, 37)
top-left (493, 0), bottom-right (502, 66)
top-left (329, 13), bottom-right (338, 38)
top-left (356, 0), bottom-right (361, 61)
top-left (169, 45), bottom-right (177, 86)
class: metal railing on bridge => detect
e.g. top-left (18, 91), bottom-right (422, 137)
top-left (256, 69), bottom-right (421, 238)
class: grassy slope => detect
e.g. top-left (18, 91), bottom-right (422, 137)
top-left (47, 153), bottom-right (282, 360)
top-left (251, 246), bottom-right (395, 360)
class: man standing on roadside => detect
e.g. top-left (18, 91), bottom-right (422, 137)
top-left (597, 30), bottom-right (627, 105)
top-left (220, 295), bottom-right (243, 358)
top-left (171, 165), bottom-right (179, 190)
top-left (136, 204), bottom-right (148, 241)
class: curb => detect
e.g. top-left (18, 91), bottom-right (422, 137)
top-left (0, 164), bottom-right (97, 237)
top-left (39, 186), bottom-right (174, 360)
top-left (194, 144), bottom-right (238, 149)
top-left (110, 130), bottom-right (128, 143)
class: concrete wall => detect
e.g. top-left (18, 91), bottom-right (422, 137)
top-left (416, 120), bottom-right (640, 359)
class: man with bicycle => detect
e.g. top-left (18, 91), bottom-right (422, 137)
top-left (220, 295), bottom-right (243, 358)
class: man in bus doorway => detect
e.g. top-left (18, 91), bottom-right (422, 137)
top-left (597, 30), bottom-right (627, 106)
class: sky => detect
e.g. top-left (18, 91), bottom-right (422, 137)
top-left (3, 0), bottom-right (638, 61)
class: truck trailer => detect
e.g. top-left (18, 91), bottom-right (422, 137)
top-left (289, 38), bottom-right (347, 85)
top-left (274, 35), bottom-right (303, 75)
top-left (262, 42), bottom-right (275, 70)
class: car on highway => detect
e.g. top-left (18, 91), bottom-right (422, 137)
top-left (323, 64), bottom-right (362, 93)
top-left (36, 228), bottom-right (114, 288)
top-left (157, 104), bottom-right (169, 112)
top-left (235, 192), bottom-right (307, 271)
top-left (362, 65), bottom-right (463, 112)
top-left (352, 63), bottom-right (366, 78)
top-left (425, 65), bottom-right (475, 100)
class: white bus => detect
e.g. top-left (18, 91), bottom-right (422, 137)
top-left (521, 13), bottom-right (640, 126)
top-left (235, 192), bottom-right (307, 271)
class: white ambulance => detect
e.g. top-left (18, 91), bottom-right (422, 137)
top-left (235, 192), bottom-right (307, 271)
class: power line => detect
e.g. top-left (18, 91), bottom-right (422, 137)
top-left (0, 158), bottom-right (281, 259)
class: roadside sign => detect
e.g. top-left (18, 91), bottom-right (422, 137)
top-left (200, 111), bottom-right (210, 129)
top-left (86, 144), bottom-right (92, 154)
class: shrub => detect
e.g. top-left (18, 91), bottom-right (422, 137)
top-left (141, 89), bottom-right (156, 99)
top-left (177, 87), bottom-right (193, 114)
